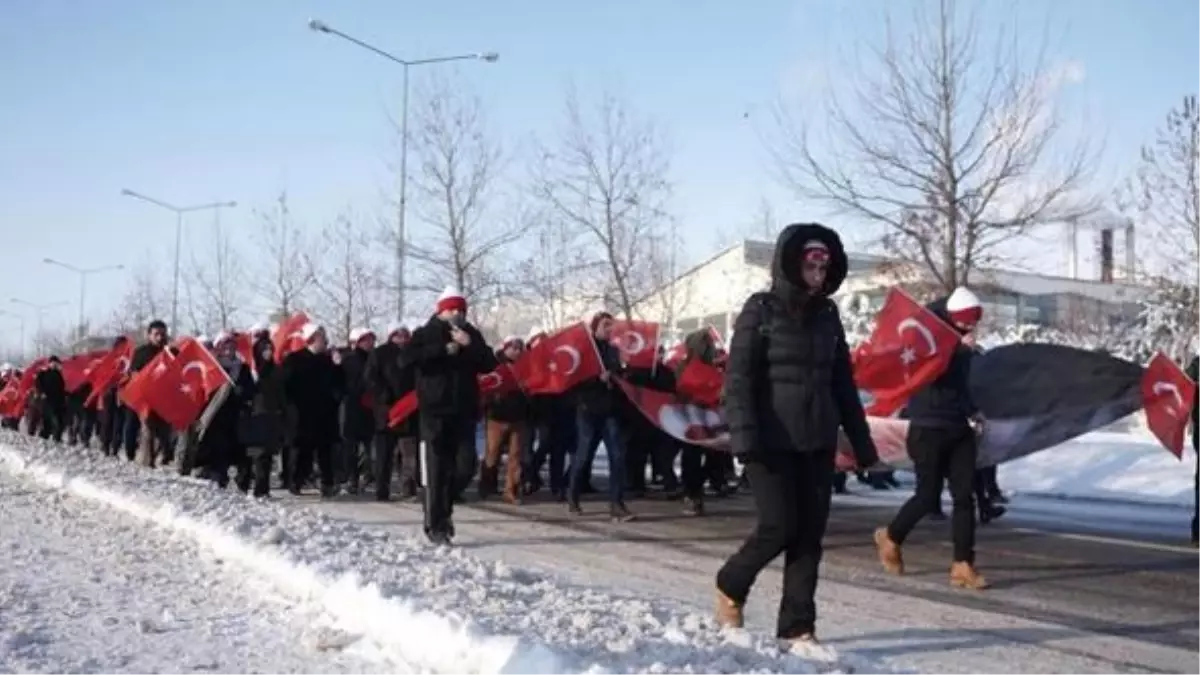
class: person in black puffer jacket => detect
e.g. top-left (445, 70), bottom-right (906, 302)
top-left (281, 323), bottom-right (344, 497)
top-left (567, 311), bottom-right (635, 521)
top-left (714, 222), bottom-right (880, 646)
top-left (245, 335), bottom-right (285, 497)
top-left (35, 356), bottom-right (68, 442)
top-left (875, 287), bottom-right (990, 590)
top-left (339, 328), bottom-right (377, 493)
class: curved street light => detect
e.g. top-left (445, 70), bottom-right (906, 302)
top-left (307, 17), bottom-right (498, 321)
top-left (43, 257), bottom-right (125, 339)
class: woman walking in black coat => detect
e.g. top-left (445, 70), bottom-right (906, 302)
top-left (281, 323), bottom-right (344, 497)
top-left (194, 333), bottom-right (256, 488)
top-left (714, 223), bottom-right (881, 647)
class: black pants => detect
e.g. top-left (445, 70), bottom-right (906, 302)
top-left (341, 437), bottom-right (371, 488)
top-left (289, 439), bottom-right (334, 491)
top-left (716, 450), bottom-right (835, 638)
top-left (680, 444), bottom-right (706, 500)
top-left (38, 404), bottom-right (65, 442)
top-left (1191, 447), bottom-right (1198, 542)
top-left (374, 431), bottom-right (419, 499)
top-left (421, 419), bottom-right (474, 538)
top-left (887, 424), bottom-right (978, 563)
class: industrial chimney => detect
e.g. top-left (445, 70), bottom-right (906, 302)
top-left (1099, 228), bottom-right (1114, 283)
top-left (1124, 222), bottom-right (1136, 281)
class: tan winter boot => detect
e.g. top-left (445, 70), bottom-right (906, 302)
top-left (874, 527), bottom-right (904, 575)
top-left (949, 561), bottom-right (989, 590)
top-left (714, 588), bottom-right (744, 629)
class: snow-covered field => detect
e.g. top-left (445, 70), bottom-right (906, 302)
top-left (0, 433), bottom-right (868, 674)
top-left (0, 468), bottom-right (389, 674)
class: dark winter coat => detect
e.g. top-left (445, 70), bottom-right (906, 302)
top-left (251, 339), bottom-right (286, 415)
top-left (1188, 356), bottom-right (1198, 451)
top-left (129, 342), bottom-right (165, 373)
top-left (195, 359), bottom-right (256, 469)
top-left (724, 223), bottom-right (877, 465)
top-left (903, 298), bottom-right (980, 430)
top-left (339, 346), bottom-right (374, 442)
top-left (35, 367), bottom-right (67, 410)
top-left (574, 336), bottom-right (624, 417)
top-left (483, 351), bottom-right (529, 423)
top-left (365, 341), bottom-right (418, 435)
top-left (281, 348), bottom-right (344, 446)
top-left (403, 315), bottom-right (495, 424)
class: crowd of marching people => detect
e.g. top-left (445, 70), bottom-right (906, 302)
top-left (1, 221), bottom-right (1196, 648)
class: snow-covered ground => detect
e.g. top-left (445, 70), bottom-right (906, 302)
top-left (998, 432), bottom-right (1195, 508)
top-left (0, 462), bottom-right (389, 674)
top-left (0, 433), bottom-right (875, 674)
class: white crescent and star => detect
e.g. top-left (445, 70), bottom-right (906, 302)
top-left (896, 317), bottom-right (938, 366)
top-left (619, 331), bottom-right (646, 355)
top-left (181, 361), bottom-right (210, 391)
top-left (479, 372), bottom-right (502, 391)
top-left (1151, 380), bottom-right (1184, 416)
top-left (551, 346), bottom-right (581, 376)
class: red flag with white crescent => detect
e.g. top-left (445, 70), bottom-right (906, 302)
top-left (609, 320), bottom-right (659, 370)
top-left (1141, 352), bottom-right (1198, 458)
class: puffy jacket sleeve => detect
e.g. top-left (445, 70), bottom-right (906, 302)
top-left (830, 310), bottom-right (878, 467)
top-left (402, 324), bottom-right (447, 367)
top-left (725, 295), bottom-right (768, 457)
top-left (466, 326), bottom-right (498, 374)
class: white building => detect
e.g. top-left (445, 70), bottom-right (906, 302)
top-left (631, 238), bottom-right (1150, 342)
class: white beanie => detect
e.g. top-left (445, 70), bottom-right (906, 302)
top-left (248, 321), bottom-right (268, 334)
top-left (946, 287), bottom-right (983, 326)
top-left (501, 335), bottom-right (522, 348)
top-left (196, 334), bottom-right (210, 344)
top-left (211, 331), bottom-right (233, 347)
top-left (386, 320), bottom-right (406, 338)
top-left (349, 327), bottom-right (374, 343)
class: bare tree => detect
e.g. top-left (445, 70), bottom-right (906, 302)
top-left (188, 208), bottom-right (245, 333)
top-left (251, 191), bottom-right (316, 317)
top-left (772, 0), bottom-right (1096, 291)
top-left (511, 211), bottom-right (604, 330)
top-left (107, 256), bottom-right (170, 335)
top-left (641, 216), bottom-right (691, 330)
top-left (533, 88), bottom-right (674, 319)
top-left (312, 210), bottom-right (389, 344)
top-left (400, 74), bottom-right (517, 317)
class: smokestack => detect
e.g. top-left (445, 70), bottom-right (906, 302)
top-left (1066, 219), bottom-right (1079, 278)
top-left (1124, 222), bottom-right (1136, 281)
top-left (1099, 228), bottom-right (1114, 283)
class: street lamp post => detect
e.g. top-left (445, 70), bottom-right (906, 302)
top-left (120, 189), bottom-right (236, 332)
top-left (308, 18), bottom-right (498, 321)
top-left (11, 299), bottom-right (68, 357)
top-left (43, 258), bottom-right (125, 339)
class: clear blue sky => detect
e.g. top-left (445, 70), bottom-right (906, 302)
top-left (1, 0), bottom-right (1196, 349)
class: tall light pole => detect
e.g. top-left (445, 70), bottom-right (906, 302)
top-left (120, 189), bottom-right (236, 331)
top-left (308, 18), bottom-right (499, 321)
top-left (11, 299), bottom-right (68, 357)
top-left (43, 258), bottom-right (125, 339)
top-left (0, 309), bottom-right (27, 360)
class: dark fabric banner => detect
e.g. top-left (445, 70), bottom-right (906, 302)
top-left (968, 344), bottom-right (1145, 468)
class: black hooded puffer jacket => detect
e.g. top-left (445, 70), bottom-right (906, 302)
top-left (723, 223), bottom-right (877, 464)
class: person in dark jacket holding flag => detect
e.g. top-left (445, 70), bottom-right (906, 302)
top-left (246, 336), bottom-right (285, 498)
top-left (480, 336), bottom-right (529, 503)
top-left (673, 328), bottom-right (724, 516)
top-left (568, 311), bottom-right (635, 522)
top-left (127, 319), bottom-right (175, 467)
top-left (404, 287), bottom-right (496, 545)
top-left (875, 287), bottom-right (990, 590)
top-left (714, 222), bottom-right (880, 647)
top-left (281, 323), bottom-right (344, 498)
top-left (367, 322), bottom-right (420, 501)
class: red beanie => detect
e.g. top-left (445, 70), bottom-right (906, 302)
top-left (435, 286), bottom-right (467, 314)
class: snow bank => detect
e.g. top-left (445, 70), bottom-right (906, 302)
top-left (999, 431), bottom-right (1196, 508)
top-left (0, 433), bottom-right (845, 675)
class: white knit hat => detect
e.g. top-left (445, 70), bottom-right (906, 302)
top-left (349, 327), bottom-right (375, 343)
top-left (386, 320), bottom-right (406, 337)
top-left (435, 286), bottom-right (467, 313)
top-left (300, 322), bottom-right (323, 342)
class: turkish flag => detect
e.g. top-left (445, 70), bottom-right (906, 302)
top-left (387, 390), bottom-right (419, 429)
top-left (615, 377), bottom-right (729, 448)
top-left (84, 339), bottom-right (134, 408)
top-left (852, 289), bottom-right (960, 416)
top-left (232, 332), bottom-right (257, 380)
top-left (174, 337), bottom-right (233, 401)
top-left (119, 350), bottom-right (175, 420)
top-left (513, 322), bottom-right (602, 394)
top-left (142, 356), bottom-right (207, 431)
top-left (272, 312), bottom-right (310, 364)
top-left (0, 379), bottom-right (22, 418)
top-left (662, 343), bottom-right (687, 369)
top-left (478, 362), bottom-right (520, 396)
top-left (61, 350), bottom-right (109, 394)
top-left (675, 359), bottom-right (725, 408)
top-left (610, 320), bottom-right (660, 370)
top-left (1141, 352), bottom-right (1198, 458)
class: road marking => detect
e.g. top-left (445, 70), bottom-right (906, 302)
top-left (1007, 526), bottom-right (1199, 555)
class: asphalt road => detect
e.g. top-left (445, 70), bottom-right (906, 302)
top-left (465, 482), bottom-right (1199, 671)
